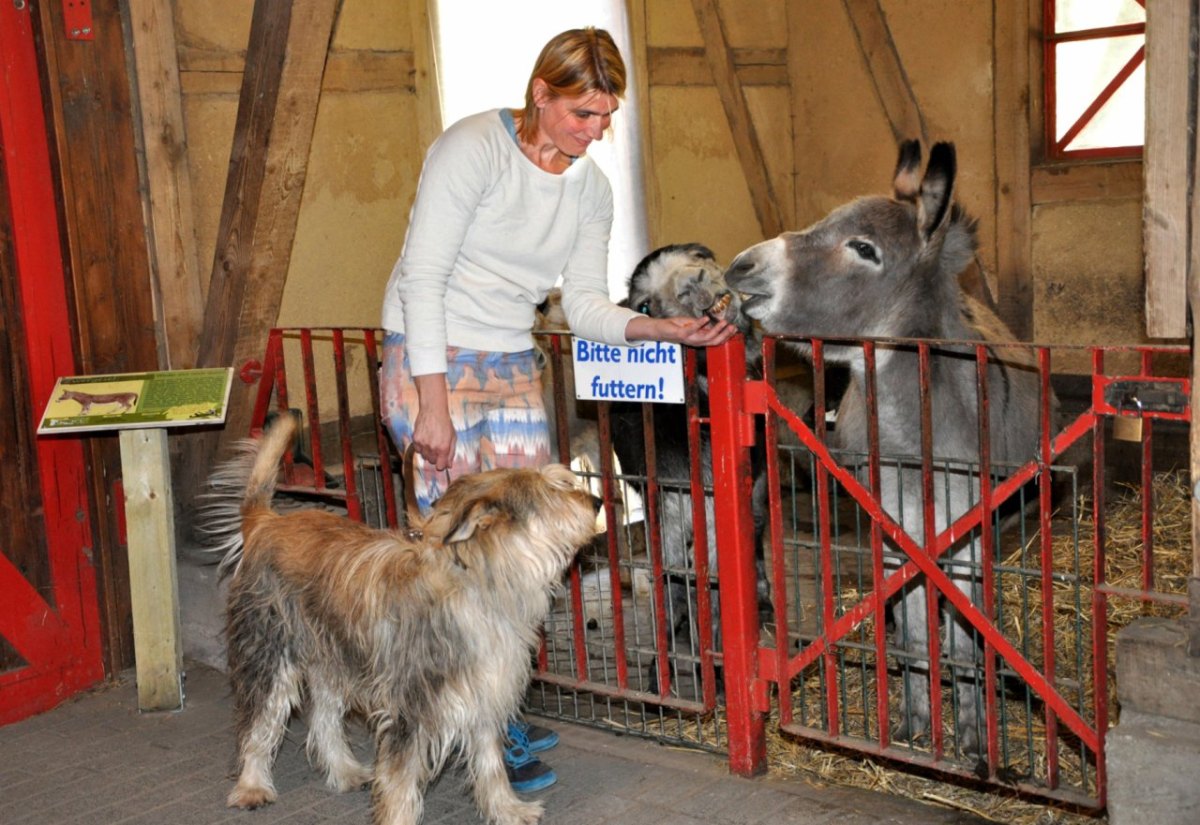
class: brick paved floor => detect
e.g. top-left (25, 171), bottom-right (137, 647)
top-left (0, 662), bottom-right (989, 824)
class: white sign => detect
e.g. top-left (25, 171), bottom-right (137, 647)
top-left (572, 337), bottom-right (685, 404)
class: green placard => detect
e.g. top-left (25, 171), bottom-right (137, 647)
top-left (38, 368), bottom-right (234, 434)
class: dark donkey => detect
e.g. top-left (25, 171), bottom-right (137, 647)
top-left (725, 141), bottom-right (1054, 758)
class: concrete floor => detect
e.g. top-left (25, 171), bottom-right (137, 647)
top-left (0, 661), bottom-right (992, 825)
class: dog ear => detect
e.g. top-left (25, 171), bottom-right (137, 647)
top-left (443, 501), bottom-right (504, 545)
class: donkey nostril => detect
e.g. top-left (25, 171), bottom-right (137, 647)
top-left (726, 258), bottom-right (753, 282)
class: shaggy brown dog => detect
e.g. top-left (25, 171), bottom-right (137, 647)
top-left (201, 416), bottom-right (598, 825)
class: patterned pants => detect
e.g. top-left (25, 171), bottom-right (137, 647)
top-left (380, 332), bottom-right (551, 512)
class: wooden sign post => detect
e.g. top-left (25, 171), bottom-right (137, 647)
top-left (39, 368), bottom-right (233, 712)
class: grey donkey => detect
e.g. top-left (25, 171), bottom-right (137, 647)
top-left (725, 141), bottom-right (1055, 759)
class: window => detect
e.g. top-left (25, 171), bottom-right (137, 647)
top-left (1043, 0), bottom-right (1145, 160)
top-left (433, 1), bottom-right (647, 300)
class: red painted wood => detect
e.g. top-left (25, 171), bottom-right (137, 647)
top-left (0, 1), bottom-right (103, 724)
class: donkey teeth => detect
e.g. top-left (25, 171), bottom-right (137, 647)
top-left (709, 293), bottom-right (732, 315)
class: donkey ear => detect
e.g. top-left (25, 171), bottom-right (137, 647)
top-left (892, 140), bottom-right (923, 201)
top-left (917, 142), bottom-right (956, 242)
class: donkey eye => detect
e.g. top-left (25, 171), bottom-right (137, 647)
top-left (848, 239), bottom-right (880, 264)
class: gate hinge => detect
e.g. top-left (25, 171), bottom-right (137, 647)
top-left (63, 0), bottom-right (94, 41)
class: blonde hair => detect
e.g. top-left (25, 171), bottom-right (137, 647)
top-left (515, 27), bottom-right (626, 146)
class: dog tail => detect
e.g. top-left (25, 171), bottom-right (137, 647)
top-left (196, 415), bottom-right (297, 577)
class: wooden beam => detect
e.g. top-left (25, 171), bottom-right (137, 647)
top-left (1031, 161), bottom-right (1143, 205)
top-left (1187, 1), bottom-right (1200, 595)
top-left (841, 0), bottom-right (927, 146)
top-left (992, 0), bottom-right (1034, 335)
top-left (38, 0), bottom-right (162, 673)
top-left (1143, 0), bottom-right (1190, 339)
top-left (628, 0), bottom-right (661, 246)
top-left (185, 0), bottom-right (339, 506)
top-left (127, 0), bottom-right (205, 370)
top-left (648, 47), bottom-right (788, 87)
top-left (407, 0), bottom-right (443, 151)
top-left (179, 49), bottom-right (415, 96)
top-left (689, 0), bottom-right (782, 239)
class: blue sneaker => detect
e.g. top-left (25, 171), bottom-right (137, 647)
top-left (508, 717), bottom-right (559, 753)
top-left (503, 732), bottom-right (557, 793)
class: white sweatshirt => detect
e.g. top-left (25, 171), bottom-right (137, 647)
top-left (381, 109), bottom-right (640, 377)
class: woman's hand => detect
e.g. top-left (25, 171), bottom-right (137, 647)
top-left (412, 374), bottom-right (456, 471)
top-left (625, 314), bottom-right (738, 347)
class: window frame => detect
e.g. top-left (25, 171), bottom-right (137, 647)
top-left (1042, 0), bottom-right (1146, 162)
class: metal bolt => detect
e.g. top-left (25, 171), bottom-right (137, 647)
top-left (14, 0), bottom-right (27, 10)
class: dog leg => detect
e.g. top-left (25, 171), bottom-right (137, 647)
top-left (228, 659), bottom-right (301, 809)
top-left (371, 722), bottom-right (430, 825)
top-left (465, 725), bottom-right (544, 825)
top-left (306, 667), bottom-right (372, 793)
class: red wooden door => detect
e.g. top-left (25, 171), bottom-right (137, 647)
top-left (0, 2), bottom-right (103, 724)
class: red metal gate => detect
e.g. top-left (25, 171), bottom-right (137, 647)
top-left (0, 2), bottom-right (104, 725)
top-left (707, 334), bottom-right (1191, 808)
top-left (242, 327), bottom-right (1191, 809)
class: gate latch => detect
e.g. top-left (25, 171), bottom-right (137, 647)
top-left (1101, 379), bottom-right (1189, 417)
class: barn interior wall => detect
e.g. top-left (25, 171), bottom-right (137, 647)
top-left (176, 0), bottom-right (423, 334)
top-left (173, 0), bottom-right (1150, 390)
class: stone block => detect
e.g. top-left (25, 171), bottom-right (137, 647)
top-left (1106, 710), bottom-right (1200, 825)
top-left (1115, 617), bottom-right (1200, 725)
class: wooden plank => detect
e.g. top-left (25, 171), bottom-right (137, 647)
top-left (1031, 161), bottom-right (1143, 205)
top-left (180, 49), bottom-right (415, 96)
top-left (119, 429), bottom-right (182, 711)
top-left (1188, 12), bottom-right (1200, 590)
top-left (628, 0), bottom-right (661, 245)
top-left (38, 0), bottom-right (161, 674)
top-left (127, 0), bottom-right (204, 370)
top-left (992, 0), bottom-right (1034, 336)
top-left (407, 0), bottom-right (443, 151)
top-left (689, 0), bottom-right (782, 239)
top-left (1143, 0), bottom-right (1190, 338)
top-left (648, 47), bottom-right (789, 87)
top-left (186, 0), bottom-right (339, 503)
top-left (841, 0), bottom-right (926, 145)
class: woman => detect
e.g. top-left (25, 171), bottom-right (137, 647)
top-left (380, 27), bottom-right (734, 794)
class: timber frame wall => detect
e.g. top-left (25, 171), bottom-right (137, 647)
top-left (2, 1), bottom-right (1195, 679)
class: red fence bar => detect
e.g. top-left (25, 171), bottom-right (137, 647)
top-left (299, 329), bottom-right (327, 490)
top-left (975, 343), bottom-right (999, 775)
top-left (1038, 346), bottom-right (1060, 789)
top-left (1091, 349), bottom-right (1110, 808)
top-left (917, 342), bottom-right (944, 761)
top-left (707, 335), bottom-right (767, 776)
top-left (686, 347), bottom-right (719, 708)
top-left (362, 330), bottom-right (400, 530)
top-left (762, 337), bottom-right (792, 729)
top-left (634, 401), bottom-right (672, 696)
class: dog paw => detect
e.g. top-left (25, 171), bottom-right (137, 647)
top-left (491, 799), bottom-right (544, 825)
top-left (227, 783), bottom-right (277, 809)
top-left (328, 764), bottom-right (373, 793)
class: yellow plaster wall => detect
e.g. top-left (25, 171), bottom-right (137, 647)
top-left (176, 0), bottom-right (422, 334)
